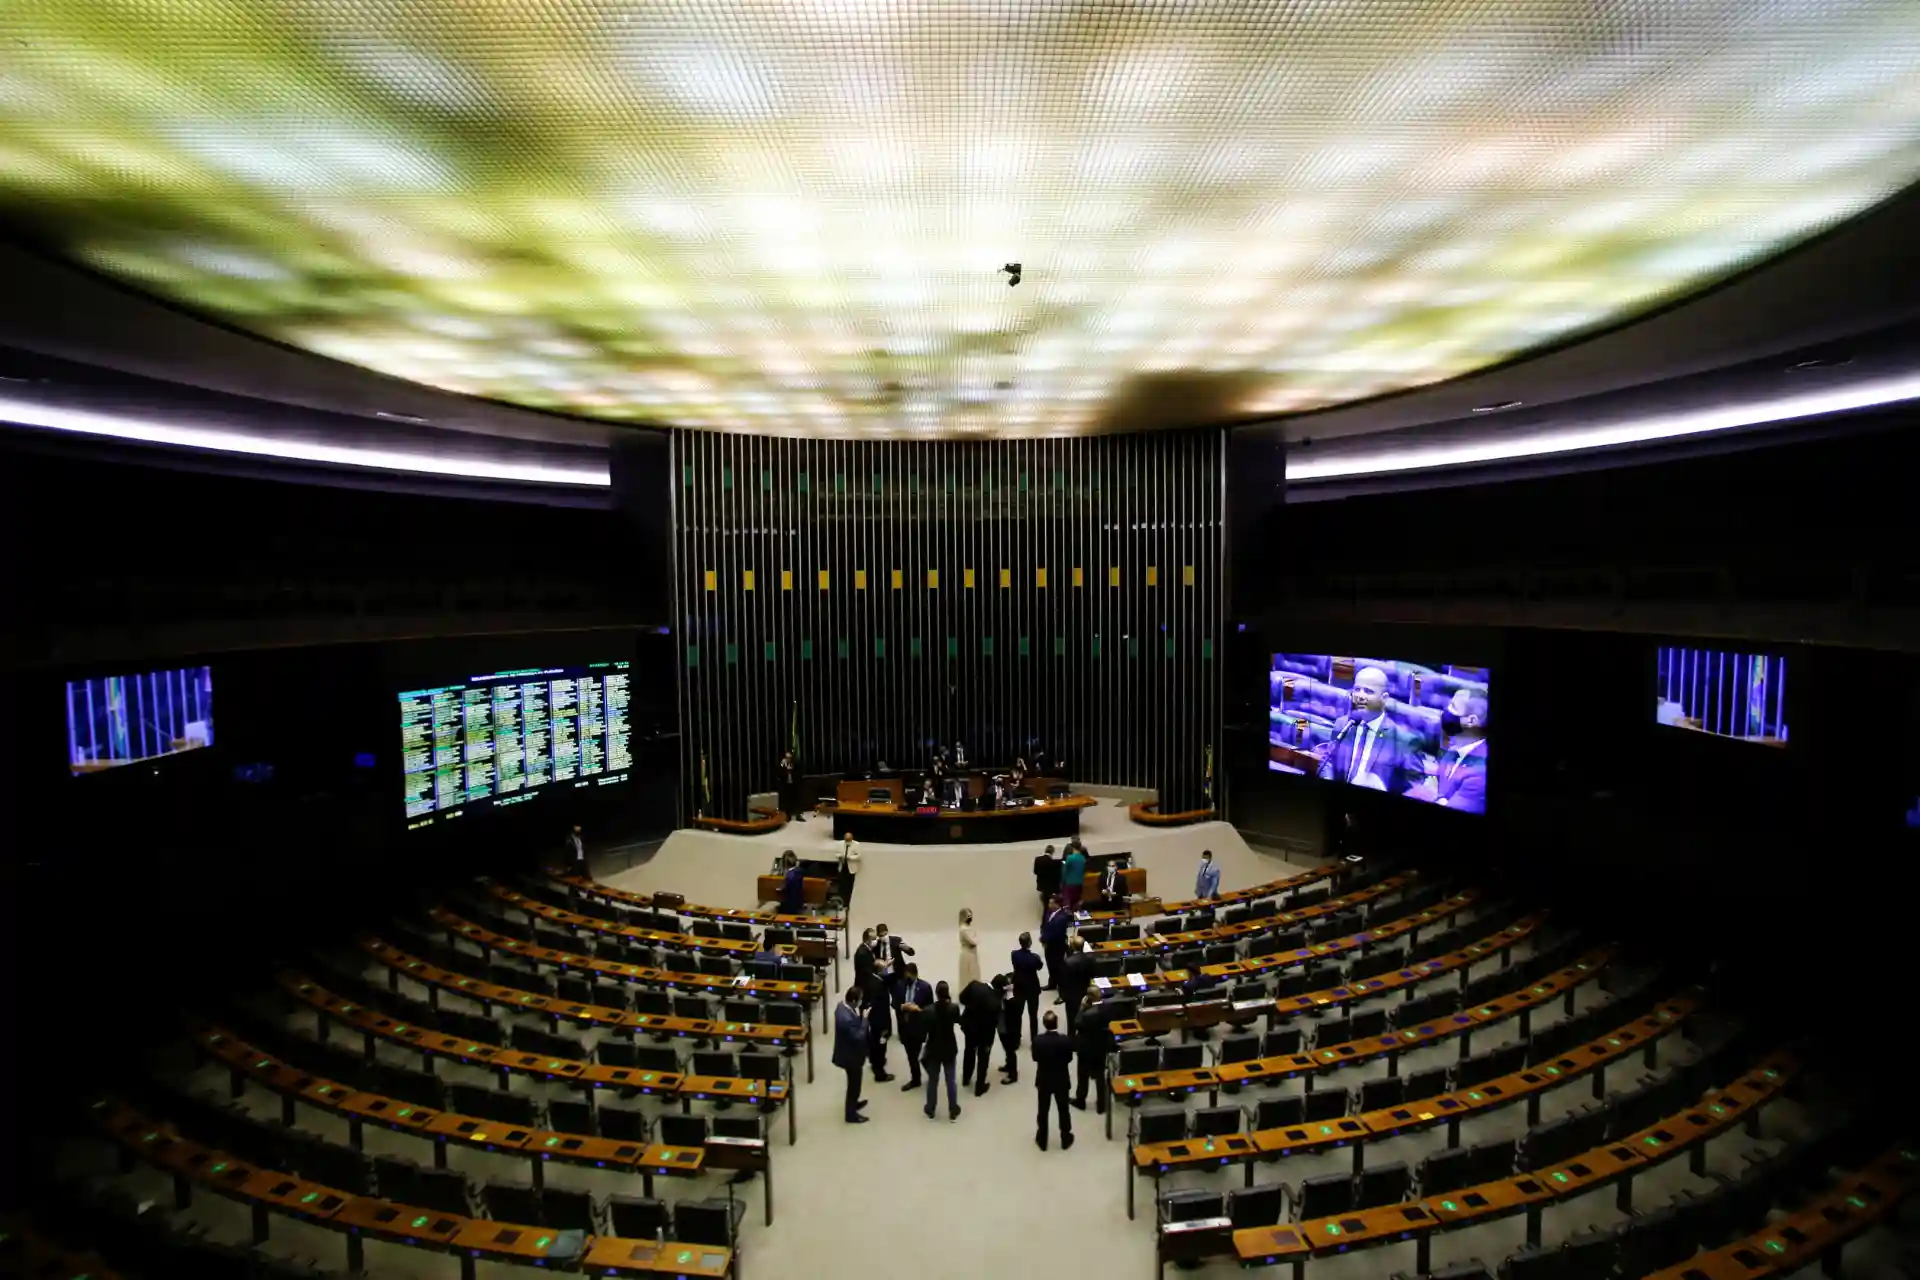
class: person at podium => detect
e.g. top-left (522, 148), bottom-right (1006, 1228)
top-left (1313, 666), bottom-right (1417, 796)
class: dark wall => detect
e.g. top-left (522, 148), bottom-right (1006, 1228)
top-left (1267, 418), bottom-right (1920, 650)
top-left (672, 431), bottom-right (1225, 815)
top-left (0, 434), bottom-right (670, 669)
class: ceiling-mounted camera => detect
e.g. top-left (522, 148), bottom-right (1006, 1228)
top-left (1001, 262), bottom-right (1022, 287)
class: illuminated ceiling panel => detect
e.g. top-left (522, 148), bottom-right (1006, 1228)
top-left (1, 0), bottom-right (1917, 438)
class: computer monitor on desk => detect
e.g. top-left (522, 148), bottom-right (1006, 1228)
top-left (867, 787), bottom-right (892, 805)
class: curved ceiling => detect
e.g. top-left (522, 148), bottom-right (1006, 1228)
top-left (2, 2), bottom-right (1919, 441)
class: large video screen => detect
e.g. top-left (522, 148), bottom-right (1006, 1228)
top-left (1270, 654), bottom-right (1489, 813)
top-left (399, 661), bottom-right (631, 829)
top-left (67, 666), bottom-right (214, 775)
top-left (1654, 646), bottom-right (1787, 746)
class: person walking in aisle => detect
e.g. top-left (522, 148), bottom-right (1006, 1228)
top-left (1009, 932), bottom-right (1043, 1042)
top-left (1040, 896), bottom-right (1071, 1000)
top-left (956, 907), bottom-right (981, 990)
top-left (1070, 998), bottom-right (1114, 1116)
top-left (1060, 842), bottom-right (1087, 911)
top-left (892, 963), bottom-right (932, 1091)
top-left (832, 986), bottom-right (870, 1124)
top-left (1031, 1009), bottom-right (1075, 1151)
top-left (958, 973), bottom-right (998, 1096)
top-left (919, 981), bottom-right (963, 1121)
top-left (1195, 848), bottom-right (1222, 900)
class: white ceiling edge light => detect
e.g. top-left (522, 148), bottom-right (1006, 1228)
top-left (1287, 371), bottom-right (1920, 482)
top-left (0, 395), bottom-right (610, 486)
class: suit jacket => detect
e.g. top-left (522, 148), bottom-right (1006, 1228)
top-left (1434, 743), bottom-right (1488, 814)
top-left (892, 976), bottom-right (933, 1037)
top-left (874, 936), bottom-right (914, 967)
top-left (918, 1000), bottom-right (961, 1064)
top-left (958, 980), bottom-right (999, 1037)
top-left (780, 865), bottom-right (806, 912)
top-left (1040, 908), bottom-right (1072, 948)
top-left (864, 972), bottom-right (894, 1037)
top-left (1059, 953), bottom-right (1092, 1006)
top-left (832, 1002), bottom-right (868, 1069)
top-left (853, 943), bottom-right (876, 990)
top-left (1195, 860), bottom-right (1221, 899)
top-left (1074, 1003), bottom-right (1116, 1056)
top-left (1031, 1031), bottom-right (1075, 1091)
top-left (1319, 714), bottom-right (1416, 796)
top-left (1099, 864), bottom-right (1125, 899)
top-left (1010, 947), bottom-right (1044, 995)
top-left (1034, 854), bottom-right (1062, 895)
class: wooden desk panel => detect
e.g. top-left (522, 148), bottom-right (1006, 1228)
top-left (490, 885), bottom-right (760, 955)
top-left (447, 1217), bottom-right (580, 1266)
top-left (1642, 1144), bottom-right (1920, 1280)
top-left (1236, 1202), bottom-right (1440, 1265)
top-left (427, 909), bottom-right (822, 1004)
top-left (580, 1238), bottom-right (734, 1277)
top-left (1083, 865), bottom-right (1340, 924)
top-left (1133, 1132), bottom-right (1260, 1173)
top-left (331, 1197), bottom-right (467, 1249)
top-left (1089, 872), bottom-right (1418, 960)
top-left (830, 794), bottom-right (1096, 844)
top-left (1202, 890), bottom-right (1479, 981)
top-left (756, 874), bottom-right (834, 907)
top-left (837, 778), bottom-right (903, 807)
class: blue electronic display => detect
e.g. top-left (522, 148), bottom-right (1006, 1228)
top-left (68, 666), bottom-right (214, 776)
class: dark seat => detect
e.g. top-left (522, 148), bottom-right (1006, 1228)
top-left (1192, 1106), bottom-right (1243, 1137)
top-left (1356, 1160), bottom-right (1411, 1209)
top-left (597, 1105), bottom-right (649, 1144)
top-left (1157, 1187), bottom-right (1226, 1223)
top-left (1230, 1183), bottom-right (1286, 1228)
top-left (1254, 1095), bottom-right (1305, 1132)
top-left (413, 1168), bottom-right (474, 1218)
top-left (547, 1099), bottom-right (596, 1137)
top-left (483, 1180), bottom-right (543, 1225)
top-left (542, 1186), bottom-right (598, 1234)
top-left (607, 1194), bottom-right (671, 1240)
top-left (675, 1198), bottom-right (747, 1251)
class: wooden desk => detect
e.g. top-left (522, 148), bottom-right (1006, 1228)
top-left (581, 1238), bottom-right (734, 1277)
top-left (837, 777), bottom-right (903, 807)
top-left (830, 794), bottom-right (1096, 844)
top-left (1130, 1132), bottom-right (1262, 1219)
top-left (1129, 801), bottom-right (1218, 826)
top-left (694, 806), bottom-right (786, 834)
top-left (96, 1099), bottom-right (731, 1280)
top-left (756, 873), bottom-right (835, 909)
top-left (1201, 890), bottom-right (1479, 981)
top-left (636, 1143), bottom-right (705, 1196)
top-left (1087, 871), bottom-right (1416, 961)
top-left (551, 870), bottom-right (842, 933)
top-left (361, 936), bottom-right (813, 1081)
top-left (1083, 865), bottom-right (1342, 925)
top-left (489, 885), bottom-right (761, 956)
top-left (1084, 866), bottom-right (1150, 901)
top-left (1642, 1143), bottom-right (1920, 1279)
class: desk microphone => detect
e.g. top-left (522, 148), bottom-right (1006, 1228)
top-left (1320, 718), bottom-right (1355, 778)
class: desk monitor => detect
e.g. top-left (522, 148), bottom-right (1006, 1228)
top-left (1654, 645), bottom-right (1788, 745)
top-left (68, 665), bottom-right (214, 776)
top-left (398, 661), bottom-right (632, 829)
top-left (867, 786), bottom-right (891, 805)
top-left (1269, 652), bottom-right (1489, 813)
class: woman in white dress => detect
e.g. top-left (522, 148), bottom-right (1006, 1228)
top-left (956, 907), bottom-right (981, 990)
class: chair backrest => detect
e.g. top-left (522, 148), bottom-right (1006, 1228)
top-left (1262, 1027), bottom-right (1303, 1058)
top-left (1134, 1105), bottom-right (1188, 1146)
top-left (631, 990), bottom-right (674, 1016)
top-left (1159, 1043), bottom-right (1205, 1071)
top-left (711, 1114), bottom-right (764, 1142)
top-left (597, 1106), bottom-right (648, 1143)
top-left (1416, 1146), bottom-right (1475, 1196)
top-left (482, 1180), bottom-right (543, 1226)
top-left (1403, 1064), bottom-right (1451, 1102)
top-left (542, 1186), bottom-right (597, 1234)
top-left (1217, 1034), bottom-right (1261, 1065)
top-left (1466, 1137), bottom-right (1518, 1185)
top-left (1356, 1160), bottom-right (1410, 1209)
top-left (1192, 1106), bottom-right (1243, 1137)
top-left (1116, 1046), bottom-right (1160, 1076)
top-left (691, 1050), bottom-right (739, 1078)
top-left (762, 1002), bottom-right (805, 1027)
top-left (1348, 1008), bottom-right (1388, 1041)
top-left (1303, 1088), bottom-right (1347, 1122)
top-left (373, 1154), bottom-right (425, 1204)
top-left (1295, 1172), bottom-right (1353, 1221)
top-left (657, 1114), bottom-right (710, 1148)
top-left (722, 999), bottom-right (764, 1024)
top-left (1254, 1094), bottom-right (1305, 1132)
top-left (674, 995), bottom-right (714, 1020)
top-left (674, 1199), bottom-right (738, 1248)
top-left (414, 1168), bottom-right (472, 1218)
top-left (547, 1099), bottom-right (596, 1137)
top-left (1159, 1188), bottom-right (1225, 1223)
top-left (1357, 1075), bottom-right (1404, 1113)
top-left (597, 1040), bottom-right (638, 1068)
top-left (607, 1194), bottom-right (670, 1240)
top-left (636, 1046), bottom-right (682, 1074)
top-left (738, 1052), bottom-right (782, 1082)
top-left (1230, 1183), bottom-right (1286, 1228)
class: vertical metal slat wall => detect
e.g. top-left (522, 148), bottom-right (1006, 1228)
top-left (672, 430), bottom-right (1224, 819)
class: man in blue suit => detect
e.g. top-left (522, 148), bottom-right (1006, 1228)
top-left (891, 963), bottom-right (933, 1092)
top-left (1409, 690), bottom-right (1489, 813)
top-left (1314, 666), bottom-right (1417, 797)
top-left (832, 986), bottom-right (870, 1123)
top-left (779, 851), bottom-right (806, 915)
top-left (1195, 848), bottom-right (1222, 900)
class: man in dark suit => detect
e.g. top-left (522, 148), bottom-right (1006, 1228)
top-left (873, 923), bottom-right (914, 971)
top-left (1097, 856), bottom-right (1128, 908)
top-left (1040, 896), bottom-right (1071, 996)
top-left (1070, 998), bottom-right (1114, 1115)
top-left (776, 750), bottom-right (798, 819)
top-left (891, 963), bottom-right (932, 1091)
top-left (1314, 666), bottom-right (1417, 797)
top-left (1031, 1009), bottom-right (1076, 1150)
top-left (1408, 690), bottom-right (1489, 813)
top-left (1009, 932), bottom-right (1043, 1043)
top-left (995, 974), bottom-right (1024, 1084)
top-left (1059, 937), bottom-right (1092, 1029)
top-left (958, 975), bottom-right (999, 1097)
top-left (863, 969), bottom-right (896, 1083)
top-left (1033, 846), bottom-right (1062, 920)
top-left (832, 986), bottom-right (870, 1124)
top-left (853, 928), bottom-right (878, 991)
top-left (779, 851), bottom-right (806, 915)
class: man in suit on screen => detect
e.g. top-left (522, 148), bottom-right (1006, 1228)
top-left (1409, 689), bottom-right (1489, 813)
top-left (1314, 666), bottom-right (1416, 796)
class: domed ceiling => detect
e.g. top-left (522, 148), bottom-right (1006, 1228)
top-left (1, 0), bottom-right (1916, 438)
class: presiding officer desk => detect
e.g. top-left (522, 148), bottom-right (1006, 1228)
top-left (829, 787), bottom-right (1097, 844)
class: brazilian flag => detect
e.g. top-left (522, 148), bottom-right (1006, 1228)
top-left (789, 700), bottom-right (799, 766)
top-left (1202, 744), bottom-right (1215, 807)
top-left (700, 751), bottom-right (712, 816)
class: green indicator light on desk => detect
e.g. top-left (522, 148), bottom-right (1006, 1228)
top-left (1607, 1038), bottom-right (1621, 1046)
top-left (211, 1162), bottom-right (228, 1173)
top-left (1440, 1200), bottom-right (1458, 1212)
top-left (394, 1026), bottom-right (407, 1035)
top-left (1765, 1069), bottom-right (1778, 1078)
top-left (1532, 986), bottom-right (1546, 994)
top-left (1545, 1067), bottom-right (1560, 1075)
top-left (1848, 1196), bottom-right (1867, 1209)
top-left (1658, 1011), bottom-right (1671, 1019)
top-left (1468, 1092), bottom-right (1483, 1101)
top-left (678, 1252), bottom-right (694, 1265)
top-left (535, 1236), bottom-right (552, 1249)
top-left (1325, 1223), bottom-right (1342, 1236)
top-left (1318, 1125), bottom-right (1331, 1135)
top-left (1764, 1240), bottom-right (1785, 1254)
top-left (300, 984), bottom-right (313, 993)
top-left (343, 1006), bottom-right (356, 1014)
top-left (411, 1215), bottom-right (430, 1228)
top-left (1551, 1172), bottom-right (1568, 1183)
top-left (1710, 1105), bottom-right (1724, 1114)
top-left (1126, 1079), bottom-right (1139, 1089)
top-left (255, 1059), bottom-right (271, 1068)
top-left (301, 1192), bottom-right (319, 1203)
top-left (398, 1109), bottom-right (413, 1118)
top-left (1643, 1135), bottom-right (1662, 1146)
top-left (143, 1132), bottom-right (159, 1142)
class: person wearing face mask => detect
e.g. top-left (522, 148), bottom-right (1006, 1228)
top-left (956, 907), bottom-right (981, 990)
top-left (1409, 689), bottom-right (1489, 812)
top-left (1313, 665), bottom-right (1415, 796)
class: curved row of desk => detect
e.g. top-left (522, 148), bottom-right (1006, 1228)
top-left (94, 1098), bottom-right (734, 1279)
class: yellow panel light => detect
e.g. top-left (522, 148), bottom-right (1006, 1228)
top-left (1147, 566), bottom-right (1159, 587)
top-left (1183, 565), bottom-right (1195, 586)
top-left (964, 568), bottom-right (976, 589)
top-left (1036, 568), bottom-right (1048, 588)
top-left (1109, 567), bottom-right (1121, 588)
top-left (703, 570), bottom-right (717, 592)
top-left (781, 569), bottom-right (793, 591)
top-left (855, 569), bottom-right (867, 590)
top-left (743, 569), bottom-right (755, 591)
top-left (2, 3), bottom-right (1916, 439)
top-left (818, 570), bottom-right (830, 590)
top-left (927, 569), bottom-right (939, 588)
top-left (1073, 567), bottom-right (1084, 588)
top-left (891, 568), bottom-right (902, 589)
top-left (999, 568), bottom-right (1011, 588)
